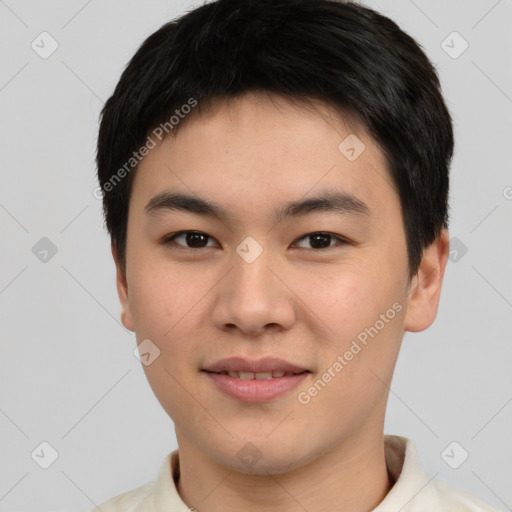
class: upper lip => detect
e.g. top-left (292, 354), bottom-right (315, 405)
top-left (203, 357), bottom-right (309, 374)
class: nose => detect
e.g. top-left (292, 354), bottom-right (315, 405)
top-left (212, 245), bottom-right (296, 338)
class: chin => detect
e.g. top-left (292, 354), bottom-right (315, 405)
top-left (207, 435), bottom-right (318, 476)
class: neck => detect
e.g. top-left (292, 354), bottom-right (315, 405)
top-left (175, 429), bottom-right (392, 512)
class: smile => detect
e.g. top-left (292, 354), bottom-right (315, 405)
top-left (203, 370), bottom-right (310, 402)
top-left (207, 370), bottom-right (307, 379)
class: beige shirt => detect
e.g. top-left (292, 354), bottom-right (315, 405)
top-left (92, 435), bottom-right (500, 511)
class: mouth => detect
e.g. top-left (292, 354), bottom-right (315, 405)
top-left (203, 369), bottom-right (309, 379)
top-left (201, 357), bottom-right (311, 402)
top-left (202, 356), bottom-right (310, 375)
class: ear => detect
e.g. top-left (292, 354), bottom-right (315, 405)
top-left (112, 242), bottom-right (135, 332)
top-left (404, 229), bottom-right (450, 332)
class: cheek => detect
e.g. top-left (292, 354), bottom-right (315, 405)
top-left (296, 275), bottom-right (405, 433)
top-left (128, 262), bottom-right (215, 375)
top-left (310, 252), bottom-right (407, 382)
top-left (128, 275), bottom-right (169, 339)
top-left (314, 261), bottom-right (400, 335)
top-left (129, 266), bottom-right (207, 415)
top-left (128, 262), bottom-right (200, 337)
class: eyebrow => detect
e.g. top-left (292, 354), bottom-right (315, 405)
top-left (144, 190), bottom-right (370, 224)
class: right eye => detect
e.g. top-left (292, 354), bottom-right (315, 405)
top-left (163, 231), bottom-right (219, 249)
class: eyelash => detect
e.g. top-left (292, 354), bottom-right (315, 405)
top-left (162, 231), bottom-right (350, 251)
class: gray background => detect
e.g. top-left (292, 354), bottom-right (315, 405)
top-left (0, 0), bottom-right (511, 510)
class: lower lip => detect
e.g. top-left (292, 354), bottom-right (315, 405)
top-left (203, 371), bottom-right (309, 403)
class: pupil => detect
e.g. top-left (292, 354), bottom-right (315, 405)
top-left (187, 232), bottom-right (207, 248)
top-left (310, 233), bottom-right (330, 249)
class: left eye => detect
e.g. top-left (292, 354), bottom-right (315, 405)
top-left (164, 231), bottom-right (347, 250)
top-left (293, 232), bottom-right (348, 250)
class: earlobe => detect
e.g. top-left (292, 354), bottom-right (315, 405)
top-left (111, 242), bottom-right (136, 332)
top-left (404, 229), bottom-right (450, 333)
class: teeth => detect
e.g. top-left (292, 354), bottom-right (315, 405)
top-left (255, 372), bottom-right (273, 380)
top-left (220, 370), bottom-right (302, 379)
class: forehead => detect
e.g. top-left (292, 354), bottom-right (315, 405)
top-left (130, 92), bottom-right (398, 223)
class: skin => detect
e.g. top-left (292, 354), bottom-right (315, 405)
top-left (113, 90), bottom-right (449, 512)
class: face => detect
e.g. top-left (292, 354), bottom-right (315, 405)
top-left (114, 91), bottom-right (448, 474)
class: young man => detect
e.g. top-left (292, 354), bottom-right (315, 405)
top-left (93, 0), bottom-right (499, 510)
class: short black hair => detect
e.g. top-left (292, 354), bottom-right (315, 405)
top-left (96, 0), bottom-right (453, 278)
